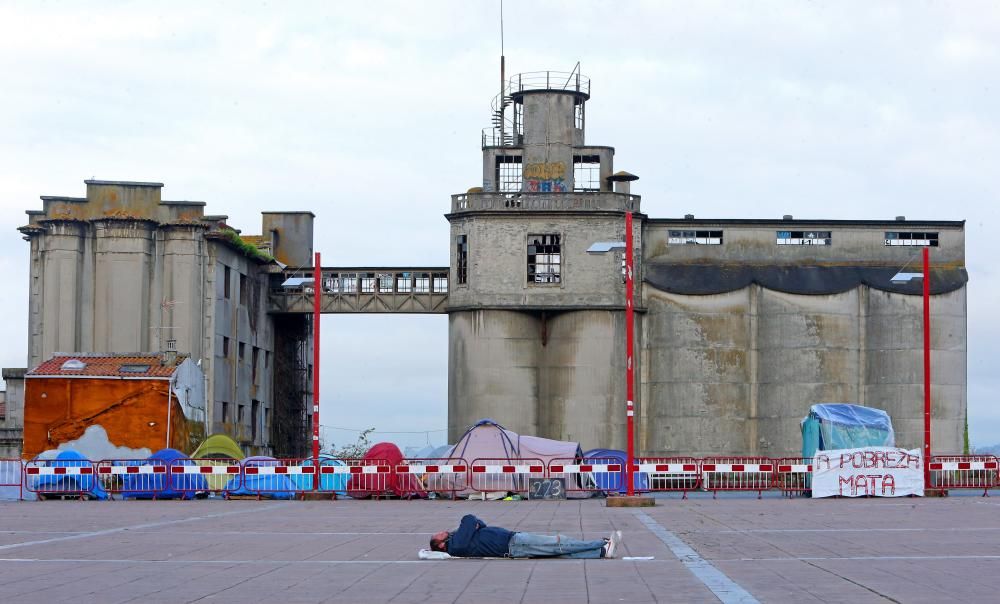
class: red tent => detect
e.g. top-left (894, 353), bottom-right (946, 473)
top-left (346, 442), bottom-right (426, 499)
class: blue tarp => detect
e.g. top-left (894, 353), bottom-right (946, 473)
top-left (121, 448), bottom-right (207, 499)
top-left (583, 448), bottom-right (650, 494)
top-left (801, 403), bottom-right (895, 459)
top-left (225, 457), bottom-right (296, 499)
top-left (31, 450), bottom-right (108, 500)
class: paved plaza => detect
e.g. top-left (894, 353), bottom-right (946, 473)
top-left (1, 495), bottom-right (999, 603)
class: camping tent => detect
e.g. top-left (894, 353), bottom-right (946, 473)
top-left (191, 434), bottom-right (245, 460)
top-left (347, 442), bottom-right (426, 499)
top-left (583, 448), bottom-right (649, 494)
top-left (29, 449), bottom-right (108, 500)
top-left (801, 403), bottom-right (895, 459)
top-left (121, 448), bottom-right (207, 499)
top-left (225, 456), bottom-right (296, 499)
top-left (447, 419), bottom-right (586, 498)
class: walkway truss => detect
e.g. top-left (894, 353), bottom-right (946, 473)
top-left (268, 268), bottom-right (450, 314)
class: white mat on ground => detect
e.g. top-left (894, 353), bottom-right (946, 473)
top-left (417, 549), bottom-right (653, 560)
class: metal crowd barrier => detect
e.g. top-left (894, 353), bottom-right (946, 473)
top-left (548, 457), bottom-right (623, 494)
top-left (1, 458), bottom-right (25, 500)
top-left (702, 457), bottom-right (775, 499)
top-left (774, 458), bottom-right (813, 496)
top-left (396, 458), bottom-right (469, 499)
top-left (96, 459), bottom-right (169, 499)
top-left (469, 457), bottom-right (545, 495)
top-left (928, 455), bottom-right (999, 496)
top-left (10, 453), bottom-right (1000, 502)
top-left (634, 457), bottom-right (701, 498)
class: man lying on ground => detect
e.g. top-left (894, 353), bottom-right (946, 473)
top-left (429, 514), bottom-right (621, 559)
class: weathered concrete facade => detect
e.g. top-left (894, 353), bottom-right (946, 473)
top-left (448, 68), bottom-right (968, 457)
top-left (8, 181), bottom-right (315, 457)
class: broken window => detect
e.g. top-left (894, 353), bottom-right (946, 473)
top-left (224, 266), bottom-right (231, 299)
top-left (527, 234), bottom-right (561, 284)
top-left (222, 337), bottom-right (230, 358)
top-left (222, 401), bottom-right (230, 423)
top-left (573, 155), bottom-right (601, 192)
top-left (414, 273), bottom-right (430, 293)
top-left (238, 404), bottom-right (245, 426)
top-left (885, 231), bottom-right (938, 247)
top-left (777, 231), bottom-right (832, 245)
top-left (433, 273), bottom-right (448, 292)
top-left (252, 347), bottom-right (259, 383)
top-left (496, 155), bottom-right (522, 193)
top-left (238, 342), bottom-right (245, 360)
top-left (456, 235), bottom-right (468, 285)
top-left (668, 230), bottom-right (723, 245)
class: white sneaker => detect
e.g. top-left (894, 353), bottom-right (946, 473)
top-left (605, 531), bottom-right (619, 558)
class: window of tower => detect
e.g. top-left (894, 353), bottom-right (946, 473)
top-left (527, 234), bottom-right (561, 284)
top-left (573, 155), bottom-right (601, 192)
top-left (456, 235), bottom-right (468, 285)
top-left (496, 155), bottom-right (522, 193)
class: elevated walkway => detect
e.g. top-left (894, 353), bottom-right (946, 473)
top-left (268, 267), bottom-right (449, 314)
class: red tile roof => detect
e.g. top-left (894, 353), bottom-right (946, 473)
top-left (28, 353), bottom-right (187, 378)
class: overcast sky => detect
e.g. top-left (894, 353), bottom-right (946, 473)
top-left (1, 1), bottom-right (997, 450)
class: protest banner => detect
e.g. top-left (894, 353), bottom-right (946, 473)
top-left (812, 447), bottom-right (923, 498)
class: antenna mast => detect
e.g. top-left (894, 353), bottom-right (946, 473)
top-left (499, 0), bottom-right (506, 147)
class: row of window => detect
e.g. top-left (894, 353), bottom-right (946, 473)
top-left (455, 230), bottom-right (942, 287)
top-left (223, 266), bottom-right (256, 304)
top-left (220, 399), bottom-right (267, 442)
top-left (666, 230), bottom-right (940, 247)
top-left (220, 337), bottom-right (269, 384)
top-left (319, 272), bottom-right (448, 294)
top-left (495, 155), bottom-right (602, 193)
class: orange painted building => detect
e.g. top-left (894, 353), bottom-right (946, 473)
top-left (22, 353), bottom-right (206, 458)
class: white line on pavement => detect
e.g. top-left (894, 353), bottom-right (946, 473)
top-left (634, 511), bottom-right (759, 604)
top-left (0, 503), bottom-right (291, 552)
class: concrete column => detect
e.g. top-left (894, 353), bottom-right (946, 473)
top-left (37, 221), bottom-right (86, 360)
top-left (93, 219), bottom-right (156, 353)
top-left (521, 93), bottom-right (576, 193)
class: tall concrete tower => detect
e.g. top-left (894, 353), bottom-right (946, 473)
top-left (446, 67), bottom-right (641, 449)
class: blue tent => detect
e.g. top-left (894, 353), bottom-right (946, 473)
top-left (225, 457), bottom-right (297, 499)
top-left (583, 448), bottom-right (649, 494)
top-left (801, 403), bottom-right (895, 459)
top-left (122, 448), bottom-right (207, 499)
top-left (31, 450), bottom-right (107, 500)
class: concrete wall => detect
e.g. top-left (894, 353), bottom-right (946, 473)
top-left (0, 370), bottom-right (25, 457)
top-left (640, 283), bottom-right (967, 457)
top-left (261, 212), bottom-right (314, 268)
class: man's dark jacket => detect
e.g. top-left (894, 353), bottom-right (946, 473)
top-left (447, 514), bottom-right (514, 557)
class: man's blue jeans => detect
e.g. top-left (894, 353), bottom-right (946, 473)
top-left (508, 532), bottom-right (605, 558)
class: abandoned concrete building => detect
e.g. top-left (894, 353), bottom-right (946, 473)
top-left (2, 67), bottom-right (967, 459)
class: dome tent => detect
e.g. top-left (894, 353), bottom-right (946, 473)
top-left (30, 449), bottom-right (108, 500)
top-left (225, 456), bottom-right (297, 499)
top-left (347, 442), bottom-right (426, 499)
top-left (583, 448), bottom-right (649, 494)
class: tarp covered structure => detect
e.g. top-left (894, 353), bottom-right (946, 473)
top-left (801, 403), bottom-right (895, 460)
top-left (583, 448), bottom-right (649, 494)
top-left (122, 448), bottom-right (207, 499)
top-left (291, 454), bottom-right (349, 496)
top-left (447, 419), bottom-right (586, 498)
top-left (347, 442), bottom-right (426, 499)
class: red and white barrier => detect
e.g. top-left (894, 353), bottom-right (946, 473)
top-left (396, 458), bottom-right (469, 497)
top-left (242, 458), bottom-right (316, 498)
top-left (169, 459), bottom-right (242, 496)
top-left (774, 458), bottom-right (812, 496)
top-left (702, 457), bottom-right (774, 498)
top-left (24, 458), bottom-right (98, 499)
top-left (548, 457), bottom-right (623, 494)
top-left (634, 457), bottom-right (701, 498)
top-left (469, 458), bottom-right (545, 495)
top-left (96, 459), bottom-right (169, 498)
top-left (326, 458), bottom-right (392, 498)
top-left (928, 455), bottom-right (999, 496)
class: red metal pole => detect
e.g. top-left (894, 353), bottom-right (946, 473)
top-left (313, 252), bottom-right (321, 490)
top-left (625, 211), bottom-right (635, 497)
top-left (922, 247), bottom-right (931, 489)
